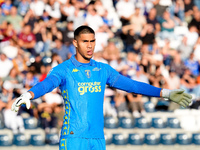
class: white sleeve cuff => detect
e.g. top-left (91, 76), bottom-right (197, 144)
top-left (161, 89), bottom-right (171, 100)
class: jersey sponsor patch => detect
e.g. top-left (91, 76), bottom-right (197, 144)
top-left (78, 82), bottom-right (101, 95)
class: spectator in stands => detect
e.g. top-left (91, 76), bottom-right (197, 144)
top-left (30, 0), bottom-right (45, 17)
top-left (52, 38), bottom-right (70, 61)
top-left (130, 66), bottom-right (149, 117)
top-left (38, 102), bottom-right (58, 133)
top-left (53, 103), bottom-right (64, 132)
top-left (1, 22), bottom-right (17, 42)
top-left (84, 4), bottom-right (104, 31)
top-left (1, 81), bottom-right (25, 134)
top-left (146, 8), bottom-right (161, 34)
top-left (18, 24), bottom-right (37, 56)
top-left (48, 25), bottom-right (63, 49)
top-left (39, 65), bottom-right (51, 82)
top-left (129, 4), bottom-right (147, 35)
top-left (184, 52), bottom-right (199, 76)
top-left (180, 67), bottom-right (200, 100)
top-left (94, 25), bottom-right (114, 52)
top-left (51, 53), bottom-right (63, 68)
top-left (116, 0), bottom-right (135, 26)
top-left (0, 81), bottom-right (13, 111)
top-left (33, 21), bottom-right (50, 54)
top-left (94, 0), bottom-right (105, 17)
top-left (68, 7), bottom-right (85, 30)
top-left (5, 6), bottom-right (23, 33)
top-left (23, 71), bottom-right (39, 88)
top-left (140, 24), bottom-right (155, 45)
top-left (17, 0), bottom-right (30, 17)
top-left (102, 39), bottom-right (120, 63)
top-left (122, 51), bottom-right (139, 78)
top-left (184, 0), bottom-right (195, 23)
top-left (0, 8), bottom-right (5, 26)
top-left (121, 24), bottom-right (140, 53)
top-left (178, 25), bottom-right (199, 60)
top-left (3, 67), bottom-right (23, 90)
top-left (62, 20), bottom-right (75, 55)
top-left (169, 0), bottom-right (185, 25)
top-left (188, 8), bottom-right (200, 32)
top-left (0, 53), bottom-right (13, 79)
top-left (1, 0), bottom-right (12, 16)
top-left (12, 50), bottom-right (29, 74)
top-left (158, 10), bottom-right (176, 40)
top-left (194, 37), bottom-right (200, 61)
top-left (29, 54), bottom-right (44, 75)
top-left (23, 9), bottom-right (38, 30)
top-left (169, 51), bottom-right (186, 77)
top-left (45, 0), bottom-right (61, 21)
top-left (60, 0), bottom-right (75, 21)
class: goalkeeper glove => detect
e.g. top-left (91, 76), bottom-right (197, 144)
top-left (11, 92), bottom-right (32, 112)
top-left (161, 89), bottom-right (192, 108)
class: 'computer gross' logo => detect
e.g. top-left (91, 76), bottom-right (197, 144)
top-left (78, 82), bottom-right (101, 95)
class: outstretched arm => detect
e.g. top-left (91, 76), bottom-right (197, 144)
top-left (11, 75), bottom-right (60, 112)
top-left (112, 74), bottom-right (192, 107)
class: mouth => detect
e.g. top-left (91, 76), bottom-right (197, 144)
top-left (87, 50), bottom-right (93, 56)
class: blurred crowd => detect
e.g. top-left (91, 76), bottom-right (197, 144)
top-left (1, 0), bottom-right (200, 134)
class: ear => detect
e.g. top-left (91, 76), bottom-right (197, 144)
top-left (73, 39), bottom-right (77, 48)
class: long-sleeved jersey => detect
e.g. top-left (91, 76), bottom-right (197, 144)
top-left (29, 55), bottom-right (161, 139)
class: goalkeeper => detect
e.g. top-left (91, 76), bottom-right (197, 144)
top-left (12, 25), bottom-right (192, 150)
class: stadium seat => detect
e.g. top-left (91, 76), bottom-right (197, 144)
top-left (45, 133), bottom-right (59, 145)
top-left (0, 134), bottom-right (12, 146)
top-left (167, 117), bottom-right (181, 128)
top-left (135, 117), bottom-right (151, 128)
top-left (144, 133), bottom-right (160, 145)
top-left (30, 134), bottom-right (45, 146)
top-left (144, 101), bottom-right (155, 112)
top-left (152, 117), bottom-right (167, 128)
top-left (192, 133), bottom-right (200, 145)
top-left (23, 117), bottom-right (38, 129)
top-left (176, 133), bottom-right (192, 145)
top-left (104, 116), bottom-right (119, 129)
top-left (112, 133), bottom-right (128, 145)
top-left (13, 134), bottom-right (29, 146)
top-left (128, 133), bottom-right (144, 145)
top-left (104, 133), bottom-right (112, 145)
top-left (160, 133), bottom-right (175, 145)
top-left (119, 117), bottom-right (135, 129)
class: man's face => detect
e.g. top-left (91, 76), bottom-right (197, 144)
top-left (73, 33), bottom-right (96, 62)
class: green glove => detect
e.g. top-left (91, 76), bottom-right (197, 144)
top-left (162, 89), bottom-right (192, 108)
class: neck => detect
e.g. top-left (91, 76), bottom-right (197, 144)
top-left (75, 54), bottom-right (90, 63)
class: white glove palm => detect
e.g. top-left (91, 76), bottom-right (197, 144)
top-left (11, 92), bottom-right (32, 112)
top-left (162, 89), bottom-right (192, 107)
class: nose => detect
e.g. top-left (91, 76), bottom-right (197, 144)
top-left (87, 42), bottom-right (92, 48)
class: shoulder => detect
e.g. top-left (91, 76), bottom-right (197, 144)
top-left (49, 60), bottom-right (70, 74)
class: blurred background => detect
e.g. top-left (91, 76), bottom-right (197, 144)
top-left (1, 0), bottom-right (200, 149)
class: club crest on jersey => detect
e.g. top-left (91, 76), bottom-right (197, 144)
top-left (85, 70), bottom-right (91, 78)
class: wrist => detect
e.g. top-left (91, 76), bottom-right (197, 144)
top-left (24, 92), bottom-right (32, 99)
top-left (161, 89), bottom-right (171, 99)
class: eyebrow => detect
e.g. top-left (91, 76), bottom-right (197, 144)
top-left (83, 39), bottom-right (95, 42)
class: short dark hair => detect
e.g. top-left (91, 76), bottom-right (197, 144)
top-left (74, 25), bottom-right (95, 40)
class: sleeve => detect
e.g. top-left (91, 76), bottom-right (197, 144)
top-left (28, 75), bottom-right (60, 99)
top-left (28, 65), bottom-right (66, 99)
top-left (111, 74), bottom-right (162, 97)
top-left (103, 63), bottom-right (121, 87)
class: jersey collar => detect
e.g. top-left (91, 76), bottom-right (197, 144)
top-left (70, 55), bottom-right (95, 67)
